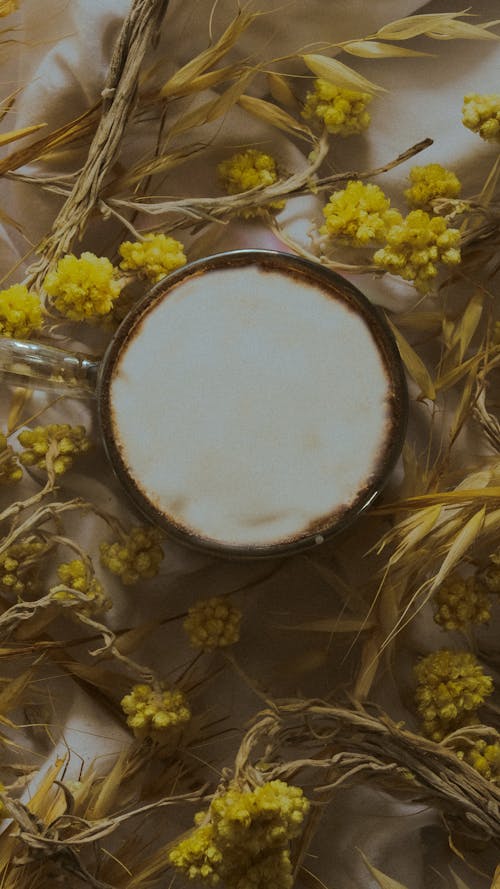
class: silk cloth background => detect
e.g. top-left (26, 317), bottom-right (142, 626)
top-left (1, 1), bottom-right (499, 887)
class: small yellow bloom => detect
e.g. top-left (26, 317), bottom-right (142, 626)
top-left (184, 596), bottom-right (241, 651)
top-left (119, 233), bottom-right (187, 283)
top-left (414, 649), bottom-right (494, 741)
top-left (373, 209), bottom-right (461, 293)
top-left (0, 284), bottom-right (43, 339)
top-left (302, 79), bottom-right (372, 136)
top-left (321, 180), bottom-right (402, 246)
top-left (169, 780), bottom-right (309, 889)
top-left (99, 525), bottom-right (164, 585)
top-left (405, 163), bottom-right (461, 208)
top-left (18, 424), bottom-right (90, 475)
top-left (0, 1), bottom-right (18, 18)
top-left (433, 573), bottom-right (491, 631)
top-left (0, 537), bottom-right (45, 596)
top-left (52, 559), bottom-right (110, 617)
top-left (44, 252), bottom-right (122, 322)
top-left (121, 683), bottom-right (190, 741)
top-left (218, 149), bottom-right (285, 218)
top-left (456, 738), bottom-right (500, 783)
top-left (462, 93), bottom-right (500, 142)
top-left (0, 432), bottom-right (22, 485)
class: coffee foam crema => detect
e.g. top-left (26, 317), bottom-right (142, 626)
top-left (109, 264), bottom-right (395, 549)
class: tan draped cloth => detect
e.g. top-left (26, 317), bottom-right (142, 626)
top-left (1, 2), bottom-right (499, 887)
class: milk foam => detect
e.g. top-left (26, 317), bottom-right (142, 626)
top-left (109, 265), bottom-right (392, 547)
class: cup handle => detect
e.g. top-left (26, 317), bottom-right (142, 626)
top-left (0, 338), bottom-right (99, 394)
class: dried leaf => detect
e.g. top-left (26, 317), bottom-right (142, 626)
top-left (160, 63), bottom-right (246, 100)
top-left (427, 19), bottom-right (500, 40)
top-left (491, 864), bottom-right (500, 889)
top-left (342, 40), bottom-right (432, 58)
top-left (427, 506), bottom-right (485, 597)
top-left (167, 73), bottom-right (253, 139)
top-left (0, 122), bottom-right (46, 148)
top-left (239, 94), bottom-right (312, 139)
top-left (386, 317), bottom-right (436, 400)
top-left (87, 751), bottom-right (128, 821)
top-left (376, 12), bottom-right (473, 40)
top-left (0, 106), bottom-right (98, 176)
top-left (267, 72), bottom-right (300, 109)
top-left (0, 670), bottom-right (32, 715)
top-left (160, 8), bottom-right (258, 97)
top-left (359, 851), bottom-right (410, 889)
top-left (302, 53), bottom-right (386, 93)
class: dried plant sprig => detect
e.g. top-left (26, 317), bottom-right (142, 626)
top-left (25, 0), bottom-right (172, 289)
top-left (232, 701), bottom-right (500, 842)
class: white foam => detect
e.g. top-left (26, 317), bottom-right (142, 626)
top-left (109, 264), bottom-right (393, 547)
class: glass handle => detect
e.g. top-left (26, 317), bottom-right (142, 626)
top-left (0, 338), bottom-right (99, 395)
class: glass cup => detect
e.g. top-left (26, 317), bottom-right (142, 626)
top-left (0, 249), bottom-right (407, 558)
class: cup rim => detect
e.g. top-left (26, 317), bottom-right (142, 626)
top-left (98, 248), bottom-right (408, 559)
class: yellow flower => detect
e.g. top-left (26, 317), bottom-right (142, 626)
top-left (18, 424), bottom-right (90, 475)
top-left (462, 93), bottom-right (500, 142)
top-left (414, 649), bottom-right (494, 741)
top-left (320, 180), bottom-right (402, 246)
top-left (433, 573), bottom-right (491, 631)
top-left (52, 559), bottom-right (110, 618)
top-left (44, 252), bottom-right (123, 322)
top-left (0, 432), bottom-right (22, 485)
top-left (121, 683), bottom-right (190, 741)
top-left (0, 537), bottom-right (46, 596)
top-left (218, 149), bottom-right (285, 218)
top-left (99, 525), bottom-right (164, 585)
top-left (405, 163), bottom-right (461, 208)
top-left (0, 1), bottom-right (18, 17)
top-left (184, 596), bottom-right (241, 651)
top-left (0, 284), bottom-right (43, 338)
top-left (119, 233), bottom-right (187, 283)
top-left (302, 79), bottom-right (372, 135)
top-left (456, 738), bottom-right (500, 783)
top-left (373, 210), bottom-right (461, 293)
top-left (169, 780), bottom-right (309, 889)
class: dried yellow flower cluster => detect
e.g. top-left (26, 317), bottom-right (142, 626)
top-left (52, 559), bottom-right (110, 617)
top-left (462, 93), bottom-right (500, 142)
top-left (373, 210), bottom-right (461, 293)
top-left (119, 233), bottom-right (186, 283)
top-left (121, 683), bottom-right (190, 741)
top-left (0, 538), bottom-right (45, 596)
top-left (404, 163), bottom-right (461, 208)
top-left (456, 738), bottom-right (500, 783)
top-left (18, 424), bottom-right (90, 475)
top-left (0, 432), bottom-right (22, 485)
top-left (414, 649), bottom-right (494, 741)
top-left (433, 573), bottom-right (491, 631)
top-left (0, 284), bottom-right (43, 339)
top-left (99, 525), bottom-right (164, 584)
top-left (321, 181), bottom-right (401, 246)
top-left (169, 779), bottom-right (309, 889)
top-left (44, 253), bottom-right (123, 322)
top-left (302, 79), bottom-right (372, 135)
top-left (218, 149), bottom-right (285, 218)
top-left (184, 596), bottom-right (241, 651)
top-left (0, 1), bottom-right (18, 17)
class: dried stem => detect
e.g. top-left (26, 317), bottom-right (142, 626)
top-left (24, 0), bottom-right (171, 289)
